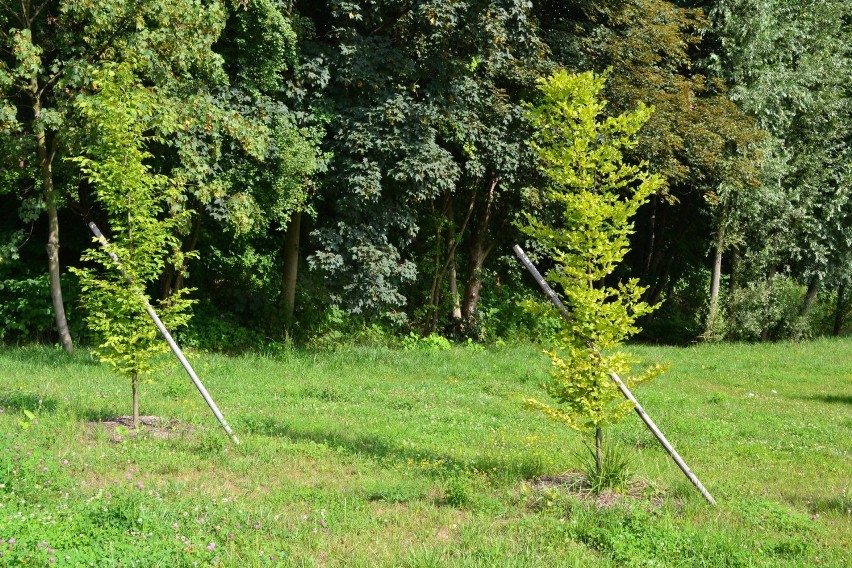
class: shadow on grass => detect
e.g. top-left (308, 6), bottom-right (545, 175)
top-left (72, 407), bottom-right (133, 423)
top-left (791, 493), bottom-right (852, 515)
top-left (0, 391), bottom-right (58, 414)
top-left (801, 394), bottom-right (852, 405)
top-left (811, 495), bottom-right (851, 515)
top-left (0, 345), bottom-right (99, 367)
top-left (241, 415), bottom-right (546, 482)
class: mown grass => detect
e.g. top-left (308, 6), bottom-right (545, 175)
top-left (0, 339), bottom-right (849, 566)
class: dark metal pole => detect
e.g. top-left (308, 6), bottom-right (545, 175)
top-left (88, 222), bottom-right (240, 445)
top-left (512, 244), bottom-right (715, 505)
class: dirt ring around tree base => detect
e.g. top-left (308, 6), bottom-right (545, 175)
top-left (87, 415), bottom-right (196, 442)
top-left (530, 472), bottom-right (671, 508)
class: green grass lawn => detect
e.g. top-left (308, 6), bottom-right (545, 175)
top-left (0, 339), bottom-right (849, 566)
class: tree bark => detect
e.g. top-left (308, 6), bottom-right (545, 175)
top-left (33, 94), bottom-right (73, 353)
top-left (833, 282), bottom-right (847, 336)
top-left (426, 189), bottom-right (477, 333)
top-left (426, 198), bottom-right (448, 334)
top-left (461, 233), bottom-right (488, 321)
top-left (281, 210), bottom-right (301, 322)
top-left (704, 219), bottom-right (726, 338)
top-left (444, 197), bottom-right (463, 325)
top-left (448, 256), bottom-right (462, 321)
top-left (727, 248), bottom-right (739, 317)
top-left (461, 177), bottom-right (497, 322)
top-left (794, 275), bottom-right (820, 341)
top-left (643, 193), bottom-right (658, 278)
top-left (645, 254), bottom-right (673, 309)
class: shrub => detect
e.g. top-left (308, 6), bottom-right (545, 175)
top-left (0, 275), bottom-right (55, 342)
top-left (401, 332), bottom-right (452, 352)
top-left (726, 275), bottom-right (805, 341)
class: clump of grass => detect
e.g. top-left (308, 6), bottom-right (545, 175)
top-left (574, 438), bottom-right (634, 494)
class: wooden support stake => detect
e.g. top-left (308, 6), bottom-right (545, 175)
top-left (512, 244), bottom-right (716, 505)
top-left (88, 222), bottom-right (240, 445)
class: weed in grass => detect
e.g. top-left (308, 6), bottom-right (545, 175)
top-left (365, 479), bottom-right (428, 504)
top-left (196, 431), bottom-right (227, 457)
top-left (163, 377), bottom-right (190, 400)
top-left (444, 475), bottom-right (475, 508)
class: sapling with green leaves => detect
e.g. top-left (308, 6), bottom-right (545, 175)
top-left (521, 69), bottom-right (666, 484)
top-left (70, 62), bottom-right (194, 428)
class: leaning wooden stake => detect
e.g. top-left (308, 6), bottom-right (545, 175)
top-left (88, 222), bottom-right (240, 445)
top-left (513, 245), bottom-right (716, 505)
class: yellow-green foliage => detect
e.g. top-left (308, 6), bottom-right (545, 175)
top-left (522, 69), bottom-right (666, 432)
top-left (70, 62), bottom-right (194, 381)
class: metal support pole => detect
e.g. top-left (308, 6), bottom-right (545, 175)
top-left (88, 222), bottom-right (240, 445)
top-left (513, 244), bottom-right (715, 505)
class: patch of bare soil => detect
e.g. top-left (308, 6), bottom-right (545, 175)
top-left (532, 472), bottom-right (668, 508)
top-left (87, 415), bottom-right (195, 442)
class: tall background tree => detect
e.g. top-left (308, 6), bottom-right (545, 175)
top-left (295, 0), bottom-right (548, 332)
top-left (709, 0), bottom-right (852, 339)
top-left (0, 0), bottom-right (318, 348)
top-left (0, 0), bottom-right (246, 351)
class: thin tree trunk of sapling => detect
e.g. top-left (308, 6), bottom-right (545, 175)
top-left (595, 427), bottom-right (603, 475)
top-left (132, 371), bottom-right (139, 429)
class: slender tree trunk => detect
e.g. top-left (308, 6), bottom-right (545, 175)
top-left (833, 282), bottom-right (847, 336)
top-left (704, 220), bottom-right (726, 338)
top-left (426, 198), bottom-right (447, 334)
top-left (445, 198), bottom-right (462, 323)
top-left (642, 202), bottom-right (677, 305)
top-left (131, 371), bottom-right (139, 429)
top-left (595, 427), bottom-right (603, 476)
top-left (794, 276), bottom-right (820, 341)
top-left (426, 189), bottom-right (477, 332)
top-left (727, 248), bottom-right (739, 316)
top-left (159, 261), bottom-right (176, 299)
top-left (462, 235), bottom-right (488, 320)
top-left (448, 259), bottom-right (461, 320)
top-left (281, 210), bottom-right (301, 322)
top-left (461, 177), bottom-right (497, 322)
top-left (646, 254), bottom-right (673, 309)
top-left (643, 194), bottom-right (658, 278)
top-left (32, 94), bottom-right (73, 353)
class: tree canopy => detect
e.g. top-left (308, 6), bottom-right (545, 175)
top-left (2, 0), bottom-right (851, 348)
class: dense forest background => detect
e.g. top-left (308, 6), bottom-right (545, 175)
top-left (1, 0), bottom-right (851, 351)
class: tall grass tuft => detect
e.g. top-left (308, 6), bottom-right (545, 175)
top-left (575, 437), bottom-right (633, 494)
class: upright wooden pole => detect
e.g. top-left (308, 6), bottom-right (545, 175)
top-left (88, 222), bottom-right (240, 445)
top-left (513, 245), bottom-right (716, 505)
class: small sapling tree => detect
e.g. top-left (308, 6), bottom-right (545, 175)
top-left (521, 69), bottom-right (666, 484)
top-left (71, 62), bottom-right (194, 428)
